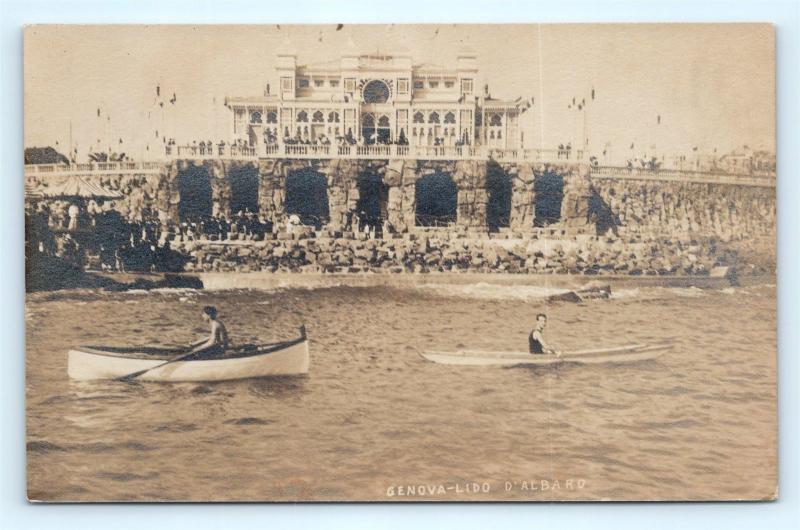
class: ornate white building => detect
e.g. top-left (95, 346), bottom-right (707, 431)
top-left (225, 42), bottom-right (525, 154)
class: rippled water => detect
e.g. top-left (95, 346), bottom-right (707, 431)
top-left (26, 276), bottom-right (777, 501)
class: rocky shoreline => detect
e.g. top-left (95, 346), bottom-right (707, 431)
top-left (172, 228), bottom-right (773, 279)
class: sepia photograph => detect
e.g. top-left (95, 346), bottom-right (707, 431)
top-left (24, 23), bottom-right (777, 502)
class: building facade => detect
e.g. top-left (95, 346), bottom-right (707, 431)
top-left (225, 43), bottom-right (525, 154)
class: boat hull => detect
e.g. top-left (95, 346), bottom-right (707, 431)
top-left (420, 343), bottom-right (670, 366)
top-left (68, 335), bottom-right (309, 382)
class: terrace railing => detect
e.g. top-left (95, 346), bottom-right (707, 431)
top-left (24, 146), bottom-right (776, 187)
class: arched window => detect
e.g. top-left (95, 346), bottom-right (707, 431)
top-left (363, 80), bottom-right (391, 104)
top-left (266, 111), bottom-right (278, 124)
top-left (413, 111), bottom-right (424, 123)
top-left (328, 111), bottom-right (340, 123)
top-left (250, 111), bottom-right (262, 124)
top-left (489, 114), bottom-right (503, 127)
top-left (377, 115), bottom-right (390, 127)
top-left (428, 112), bottom-right (440, 124)
top-left (312, 111), bottom-right (324, 123)
top-left (297, 110), bottom-right (309, 122)
top-left (444, 112), bottom-right (456, 124)
top-left (412, 127), bottom-right (417, 136)
top-left (490, 131), bottom-right (495, 139)
top-left (361, 114), bottom-right (375, 127)
top-left (497, 130), bottom-right (502, 139)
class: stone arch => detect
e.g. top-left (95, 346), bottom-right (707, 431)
top-left (285, 167), bottom-right (329, 227)
top-left (534, 170), bottom-right (565, 226)
top-left (228, 164), bottom-right (259, 215)
top-left (587, 187), bottom-right (619, 235)
top-left (177, 164), bottom-right (213, 221)
top-left (415, 171), bottom-right (458, 226)
top-left (486, 163), bottom-right (512, 231)
top-left (356, 170), bottom-right (388, 231)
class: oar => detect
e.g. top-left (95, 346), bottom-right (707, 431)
top-left (119, 349), bottom-right (198, 382)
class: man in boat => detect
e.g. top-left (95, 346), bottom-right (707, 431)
top-left (529, 313), bottom-right (561, 356)
top-left (188, 306), bottom-right (230, 357)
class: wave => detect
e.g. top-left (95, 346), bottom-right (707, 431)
top-left (611, 286), bottom-right (707, 300)
top-left (415, 282), bottom-right (568, 301)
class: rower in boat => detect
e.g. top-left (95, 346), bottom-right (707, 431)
top-left (188, 306), bottom-right (230, 358)
top-left (529, 313), bottom-right (561, 356)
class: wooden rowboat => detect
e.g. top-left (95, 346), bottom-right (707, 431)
top-left (420, 342), bottom-right (671, 367)
top-left (68, 327), bottom-right (309, 382)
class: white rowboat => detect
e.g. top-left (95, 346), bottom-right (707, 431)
top-left (68, 327), bottom-right (309, 382)
top-left (420, 343), bottom-right (671, 366)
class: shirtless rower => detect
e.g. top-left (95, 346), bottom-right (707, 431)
top-left (529, 313), bottom-right (561, 356)
top-left (189, 306), bottom-right (230, 357)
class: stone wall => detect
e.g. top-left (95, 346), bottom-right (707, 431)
top-left (590, 178), bottom-right (775, 241)
top-left (26, 159), bottom-right (776, 243)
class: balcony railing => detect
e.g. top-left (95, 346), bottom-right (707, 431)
top-left (160, 143), bottom-right (589, 162)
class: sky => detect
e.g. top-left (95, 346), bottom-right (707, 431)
top-left (24, 24), bottom-right (775, 162)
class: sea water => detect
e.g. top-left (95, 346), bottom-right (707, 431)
top-left (25, 276), bottom-right (777, 501)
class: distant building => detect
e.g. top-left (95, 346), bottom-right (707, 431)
top-left (225, 41), bottom-right (527, 152)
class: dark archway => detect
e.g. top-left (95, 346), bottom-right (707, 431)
top-left (229, 164), bottom-right (259, 215)
top-left (177, 165), bottom-right (213, 221)
top-left (587, 187), bottom-right (619, 235)
top-left (415, 172), bottom-right (458, 226)
top-left (285, 168), bottom-right (329, 227)
top-left (486, 163), bottom-right (511, 231)
top-left (534, 172), bottom-right (564, 227)
top-left (356, 171), bottom-right (388, 231)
